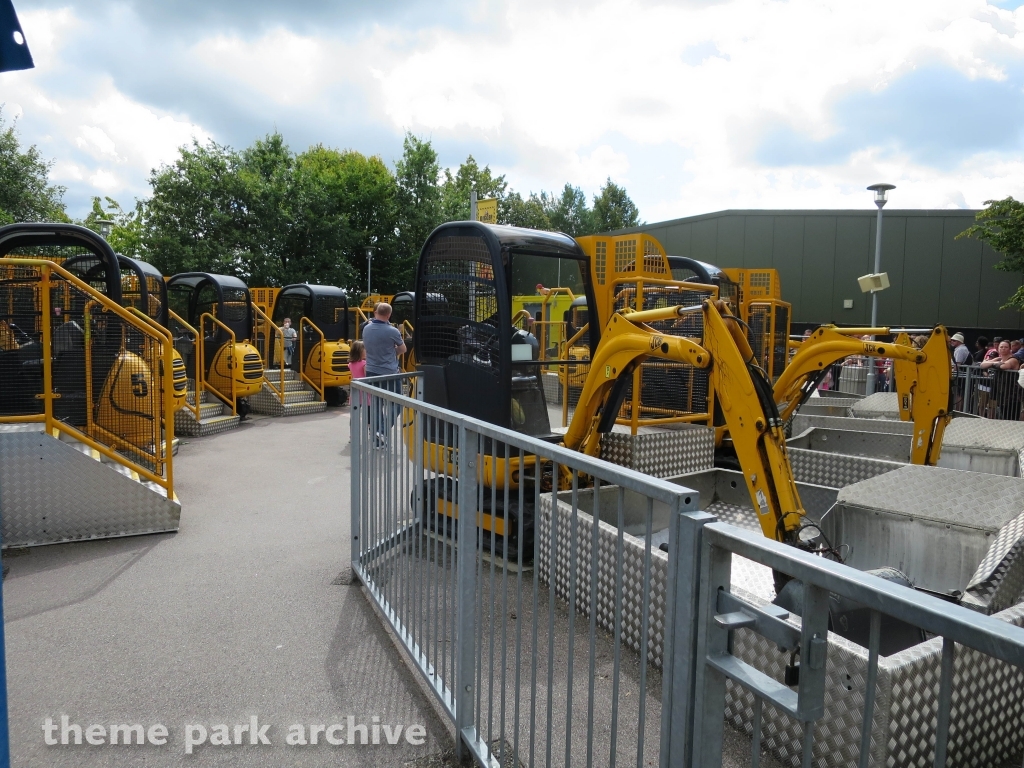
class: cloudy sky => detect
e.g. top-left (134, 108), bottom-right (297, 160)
top-left (3, 0), bottom-right (1024, 221)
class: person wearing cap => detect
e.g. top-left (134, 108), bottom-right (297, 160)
top-left (950, 333), bottom-right (971, 366)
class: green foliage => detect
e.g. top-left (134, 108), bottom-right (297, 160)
top-left (591, 178), bottom-right (641, 232)
top-left (394, 133), bottom-right (442, 284)
top-left (543, 184), bottom-right (594, 236)
top-left (959, 197), bottom-right (1024, 309)
top-left (143, 134), bottom-right (407, 291)
top-left (82, 196), bottom-right (146, 258)
top-left (291, 145), bottom-right (400, 291)
top-left (439, 155), bottom-right (507, 222)
top-left (0, 108), bottom-right (68, 225)
top-left (144, 139), bottom-right (248, 277)
top-left (57, 128), bottom-right (644, 292)
top-left (502, 192), bottom-right (551, 230)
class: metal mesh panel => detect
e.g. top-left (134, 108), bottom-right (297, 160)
top-left (594, 241), bottom-right (607, 286)
top-left (642, 238), bottom-right (667, 275)
top-left (748, 304), bottom-right (770, 372)
top-left (772, 303), bottom-right (789, 381)
top-left (614, 239), bottom-right (636, 274)
top-left (418, 235), bottom-right (500, 365)
top-left (0, 266), bottom-right (44, 416)
top-left (315, 295), bottom-right (347, 328)
top-left (168, 314), bottom-right (198, 381)
top-left (613, 283), bottom-right (713, 418)
top-left (220, 288), bottom-right (249, 323)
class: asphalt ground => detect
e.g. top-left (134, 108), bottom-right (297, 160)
top-left (3, 406), bottom-right (777, 767)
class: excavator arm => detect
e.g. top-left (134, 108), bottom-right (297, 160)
top-left (562, 299), bottom-right (806, 541)
top-left (773, 325), bottom-right (952, 464)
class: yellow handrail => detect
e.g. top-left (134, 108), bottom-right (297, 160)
top-left (168, 309), bottom-right (203, 424)
top-left (252, 303), bottom-right (285, 406)
top-left (299, 317), bottom-right (325, 401)
top-left (199, 312), bottom-right (237, 416)
top-left (0, 258), bottom-right (174, 498)
top-left (353, 307), bottom-right (371, 340)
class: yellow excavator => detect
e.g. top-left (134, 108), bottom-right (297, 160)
top-left (410, 223), bottom-right (807, 553)
top-left (773, 325), bottom-right (953, 465)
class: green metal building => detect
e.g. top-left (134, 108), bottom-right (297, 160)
top-left (616, 209), bottom-right (1023, 332)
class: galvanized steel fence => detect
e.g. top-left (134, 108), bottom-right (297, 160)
top-left (350, 373), bottom-right (1024, 768)
top-left (955, 364), bottom-right (1024, 420)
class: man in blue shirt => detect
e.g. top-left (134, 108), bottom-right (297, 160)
top-left (362, 303), bottom-right (406, 376)
top-left (361, 303), bottom-right (407, 445)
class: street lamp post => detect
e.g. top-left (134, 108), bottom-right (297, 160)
top-left (366, 247), bottom-right (374, 299)
top-left (95, 219), bottom-right (114, 240)
top-left (865, 183), bottom-right (895, 395)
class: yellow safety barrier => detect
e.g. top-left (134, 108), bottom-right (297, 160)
top-left (0, 258), bottom-right (175, 497)
top-left (298, 317), bottom-right (326, 401)
top-left (252, 303), bottom-right (286, 407)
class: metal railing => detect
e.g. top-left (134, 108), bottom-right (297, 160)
top-left (956, 364), bottom-right (1024, 420)
top-left (168, 309), bottom-right (203, 424)
top-left (350, 373), bottom-right (1024, 768)
top-left (0, 258), bottom-right (175, 496)
top-left (298, 317), bottom-right (325, 401)
top-left (199, 312), bottom-right (237, 416)
top-left (252, 304), bottom-right (285, 407)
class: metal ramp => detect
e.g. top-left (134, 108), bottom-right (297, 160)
top-left (0, 423), bottom-right (180, 547)
top-left (250, 368), bottom-right (327, 417)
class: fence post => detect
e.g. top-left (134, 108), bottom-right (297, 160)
top-left (349, 384), bottom-right (362, 581)
top-left (454, 424), bottom-right (480, 759)
top-left (690, 535), bottom-right (733, 768)
top-left (660, 507), bottom-right (716, 768)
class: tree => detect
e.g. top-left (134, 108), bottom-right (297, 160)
top-left (959, 197), bottom-right (1024, 309)
top-left (144, 139), bottom-right (248, 278)
top-left (0, 108), bottom-right (67, 225)
top-left (544, 184), bottom-right (594, 236)
top-left (237, 133), bottom-right (295, 285)
top-left (82, 196), bottom-right (146, 258)
top-left (395, 134), bottom-right (442, 275)
top-left (501, 191), bottom-right (550, 230)
top-left (439, 155), bottom-right (507, 222)
top-left (290, 145), bottom-right (400, 291)
top-left (591, 178), bottom-right (641, 233)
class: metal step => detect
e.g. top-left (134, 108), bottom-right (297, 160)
top-left (262, 369), bottom-right (298, 383)
top-left (282, 390), bottom-right (318, 404)
top-left (280, 400), bottom-right (328, 416)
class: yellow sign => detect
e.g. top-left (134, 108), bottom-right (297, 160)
top-left (476, 198), bottom-right (498, 224)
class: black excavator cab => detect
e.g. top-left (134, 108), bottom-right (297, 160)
top-left (270, 284), bottom-right (351, 403)
top-left (414, 222), bottom-right (598, 441)
top-left (667, 255), bottom-right (740, 313)
top-left (166, 273), bottom-right (264, 403)
top-left (0, 223), bottom-right (122, 419)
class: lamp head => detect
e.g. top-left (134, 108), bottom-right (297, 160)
top-left (95, 219), bottom-right (114, 239)
top-left (867, 183), bottom-right (895, 207)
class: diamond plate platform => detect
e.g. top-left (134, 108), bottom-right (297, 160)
top-left (827, 465), bottom-right (1024, 604)
top-left (537, 464), bottom-right (1024, 768)
top-left (0, 430), bottom-right (180, 547)
top-left (850, 391), bottom-right (901, 419)
top-left (938, 417), bottom-right (1024, 477)
top-left (789, 426), bottom-right (912, 462)
top-left (598, 423), bottom-right (714, 478)
top-left (792, 413), bottom-right (915, 437)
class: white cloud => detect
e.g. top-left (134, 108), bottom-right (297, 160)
top-left (1, 9), bottom-right (210, 209)
top-left (4, 1), bottom-right (1024, 219)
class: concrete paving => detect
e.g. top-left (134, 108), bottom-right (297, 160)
top-left (3, 406), bottom-right (776, 767)
top-left (5, 409), bottom-right (449, 767)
